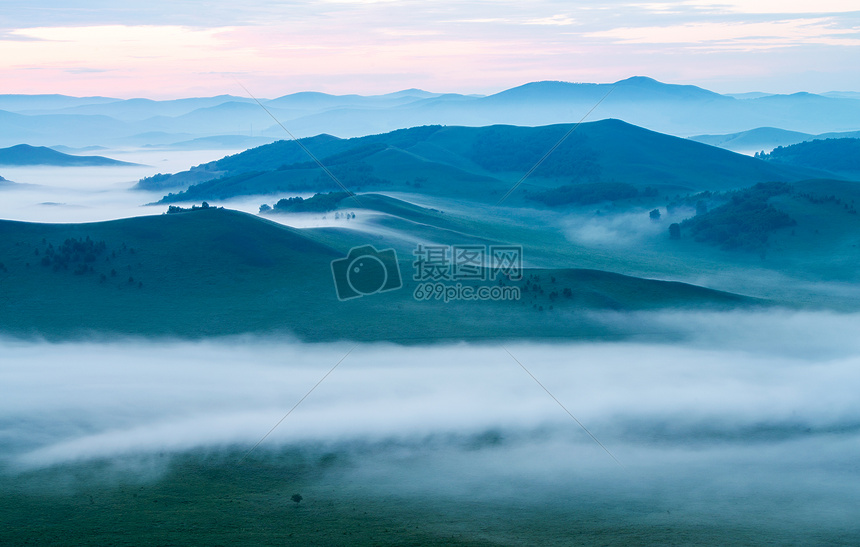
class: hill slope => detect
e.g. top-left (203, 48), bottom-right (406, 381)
top-left (0, 207), bottom-right (759, 341)
top-left (0, 144), bottom-right (137, 166)
top-left (757, 139), bottom-right (860, 178)
top-left (154, 120), bottom-right (824, 202)
top-left (690, 128), bottom-right (860, 154)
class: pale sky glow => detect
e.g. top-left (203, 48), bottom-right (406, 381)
top-left (587, 18), bottom-right (860, 47)
top-left (680, 0), bottom-right (860, 15)
top-left (0, 1), bottom-right (858, 98)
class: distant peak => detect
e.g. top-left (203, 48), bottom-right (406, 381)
top-left (8, 143), bottom-right (47, 151)
top-left (617, 75), bottom-right (660, 83)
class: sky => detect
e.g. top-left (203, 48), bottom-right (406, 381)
top-left (1, 1), bottom-right (859, 98)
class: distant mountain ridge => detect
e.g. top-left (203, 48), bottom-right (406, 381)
top-left (0, 144), bottom-right (138, 166)
top-left (3, 77), bottom-right (860, 148)
top-left (0, 94), bottom-right (118, 112)
top-left (150, 119), bottom-right (830, 203)
top-left (485, 77), bottom-right (726, 104)
top-left (689, 127), bottom-right (860, 154)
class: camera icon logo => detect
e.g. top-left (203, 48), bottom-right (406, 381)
top-left (331, 245), bottom-right (403, 301)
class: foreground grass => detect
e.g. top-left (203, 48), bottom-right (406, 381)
top-left (3, 445), bottom-right (858, 546)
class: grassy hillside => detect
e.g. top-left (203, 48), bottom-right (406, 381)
top-left (0, 207), bottom-right (760, 341)
top-left (153, 120), bottom-right (823, 203)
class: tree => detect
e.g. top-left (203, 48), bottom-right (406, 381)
top-left (259, 204), bottom-right (271, 213)
top-left (649, 208), bottom-right (661, 221)
top-left (669, 223), bottom-right (681, 239)
top-left (290, 493), bottom-right (303, 504)
top-left (696, 200), bottom-right (708, 215)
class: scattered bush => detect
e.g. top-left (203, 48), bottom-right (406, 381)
top-left (680, 182), bottom-right (796, 251)
top-left (270, 192), bottom-right (351, 213)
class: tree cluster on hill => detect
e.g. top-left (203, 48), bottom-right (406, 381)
top-left (39, 236), bottom-right (107, 272)
top-left (528, 181), bottom-right (643, 206)
top-left (22, 235), bottom-right (146, 287)
top-left (263, 192), bottom-right (352, 214)
top-left (165, 202), bottom-right (216, 214)
top-left (797, 192), bottom-right (858, 214)
top-left (680, 182), bottom-right (796, 251)
top-left (755, 138), bottom-right (860, 173)
top-left (666, 190), bottom-right (718, 214)
top-left (137, 173), bottom-right (173, 190)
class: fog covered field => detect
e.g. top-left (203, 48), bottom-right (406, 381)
top-left (1, 310), bottom-right (859, 544)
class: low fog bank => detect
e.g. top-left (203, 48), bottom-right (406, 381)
top-left (1, 310), bottom-right (859, 472)
top-left (588, 309), bottom-right (860, 359)
top-left (0, 150), bottom-right (240, 223)
top-left (3, 312), bottom-right (860, 537)
top-left (563, 209), bottom-right (668, 246)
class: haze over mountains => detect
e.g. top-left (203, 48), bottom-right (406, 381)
top-left (3, 77), bottom-right (860, 547)
top-left (4, 77), bottom-right (860, 150)
top-left (690, 127), bottom-right (860, 154)
top-left (2, 77), bottom-right (859, 336)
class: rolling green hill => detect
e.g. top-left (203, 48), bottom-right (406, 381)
top-left (153, 120), bottom-right (825, 203)
top-left (0, 207), bottom-right (761, 341)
